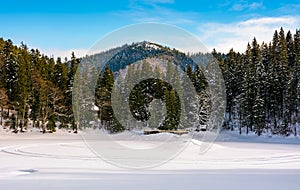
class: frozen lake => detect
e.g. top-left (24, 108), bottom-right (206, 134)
top-left (1, 131), bottom-right (300, 189)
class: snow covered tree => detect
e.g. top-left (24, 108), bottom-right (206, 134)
top-left (249, 38), bottom-right (266, 135)
top-left (15, 43), bottom-right (31, 132)
top-left (223, 49), bottom-right (238, 130)
top-left (2, 39), bottom-right (18, 106)
top-left (66, 52), bottom-right (80, 131)
top-left (252, 88), bottom-right (265, 136)
top-left (159, 87), bottom-right (180, 130)
top-left (95, 64), bottom-right (116, 131)
top-left (0, 88), bottom-right (8, 126)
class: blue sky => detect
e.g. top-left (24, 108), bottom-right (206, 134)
top-left (1, 0), bottom-right (300, 58)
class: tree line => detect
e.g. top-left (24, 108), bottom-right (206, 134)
top-left (94, 60), bottom-right (208, 133)
top-left (218, 28), bottom-right (300, 136)
top-left (0, 38), bottom-right (80, 133)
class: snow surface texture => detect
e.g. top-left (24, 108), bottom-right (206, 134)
top-left (1, 129), bottom-right (300, 190)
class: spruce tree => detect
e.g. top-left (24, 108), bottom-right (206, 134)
top-left (252, 88), bottom-right (265, 136)
top-left (278, 28), bottom-right (289, 123)
top-left (66, 52), bottom-right (80, 131)
top-left (95, 65), bottom-right (116, 131)
top-left (0, 88), bottom-right (8, 126)
top-left (15, 43), bottom-right (31, 132)
top-left (3, 39), bottom-right (18, 106)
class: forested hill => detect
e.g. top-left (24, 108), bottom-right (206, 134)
top-left (0, 39), bottom-right (202, 133)
top-left (1, 27), bottom-right (300, 136)
top-left (104, 41), bottom-right (194, 72)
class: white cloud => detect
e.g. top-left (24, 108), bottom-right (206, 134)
top-left (118, 0), bottom-right (197, 25)
top-left (130, 0), bottom-right (174, 7)
top-left (38, 48), bottom-right (88, 60)
top-left (115, 6), bottom-right (197, 25)
top-left (141, 0), bottom-right (174, 4)
top-left (198, 16), bottom-right (300, 53)
top-left (275, 3), bottom-right (300, 15)
top-left (230, 1), bottom-right (264, 11)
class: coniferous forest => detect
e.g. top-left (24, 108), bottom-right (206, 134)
top-left (219, 28), bottom-right (300, 136)
top-left (1, 27), bottom-right (300, 136)
top-left (0, 39), bottom-right (80, 133)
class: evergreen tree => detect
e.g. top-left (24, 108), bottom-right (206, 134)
top-left (15, 43), bottom-right (31, 132)
top-left (194, 64), bottom-right (207, 93)
top-left (252, 88), bottom-right (265, 136)
top-left (186, 64), bottom-right (194, 82)
top-left (95, 65), bottom-right (116, 131)
top-left (2, 39), bottom-right (18, 106)
top-left (278, 28), bottom-right (289, 122)
top-left (240, 43), bottom-right (256, 133)
top-left (223, 49), bottom-right (237, 129)
top-left (66, 52), bottom-right (80, 131)
top-left (160, 88), bottom-right (178, 130)
top-left (0, 88), bottom-right (8, 126)
top-left (286, 30), bottom-right (295, 68)
top-left (54, 57), bottom-right (68, 92)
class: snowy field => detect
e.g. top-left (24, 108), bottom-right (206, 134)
top-left (1, 130), bottom-right (300, 190)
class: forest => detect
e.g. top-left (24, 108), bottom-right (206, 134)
top-left (218, 28), bottom-right (300, 136)
top-left (0, 27), bottom-right (300, 136)
top-left (0, 39), bottom-right (80, 133)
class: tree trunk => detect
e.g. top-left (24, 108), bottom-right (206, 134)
top-left (273, 111), bottom-right (277, 133)
top-left (42, 119), bottom-right (46, 133)
top-left (21, 102), bottom-right (26, 132)
top-left (229, 112), bottom-right (233, 131)
top-left (0, 107), bottom-right (3, 126)
top-left (295, 109), bottom-right (298, 136)
top-left (24, 110), bottom-right (28, 129)
top-left (239, 111), bottom-right (242, 135)
top-left (15, 113), bottom-right (19, 133)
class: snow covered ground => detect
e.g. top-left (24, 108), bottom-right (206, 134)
top-left (1, 129), bottom-right (300, 189)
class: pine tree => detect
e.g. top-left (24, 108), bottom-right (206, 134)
top-left (261, 42), bottom-right (271, 129)
top-left (269, 32), bottom-right (281, 132)
top-left (54, 57), bottom-right (68, 92)
top-left (240, 43), bottom-right (256, 133)
top-left (286, 30), bottom-right (295, 68)
top-left (286, 66), bottom-right (298, 135)
top-left (252, 38), bottom-right (266, 134)
top-left (194, 64), bottom-right (207, 93)
top-left (15, 43), bottom-right (31, 132)
top-left (160, 88), bottom-right (172, 130)
top-left (66, 52), bottom-right (80, 131)
top-left (95, 65), bottom-right (116, 131)
top-left (278, 28), bottom-right (289, 124)
top-left (180, 63), bottom-right (201, 128)
top-left (2, 39), bottom-right (18, 106)
top-left (29, 65), bottom-right (41, 128)
top-left (223, 49), bottom-right (237, 130)
top-left (48, 57), bottom-right (55, 82)
top-left (186, 64), bottom-right (194, 82)
top-left (252, 88), bottom-right (265, 136)
top-left (0, 88), bottom-right (8, 126)
top-left (129, 86), bottom-right (147, 122)
top-left (292, 29), bottom-right (300, 135)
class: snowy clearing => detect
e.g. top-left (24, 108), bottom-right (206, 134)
top-left (1, 130), bottom-right (300, 189)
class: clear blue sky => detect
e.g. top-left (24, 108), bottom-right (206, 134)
top-left (1, 0), bottom-right (299, 57)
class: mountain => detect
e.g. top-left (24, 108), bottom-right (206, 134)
top-left (91, 41), bottom-right (196, 73)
